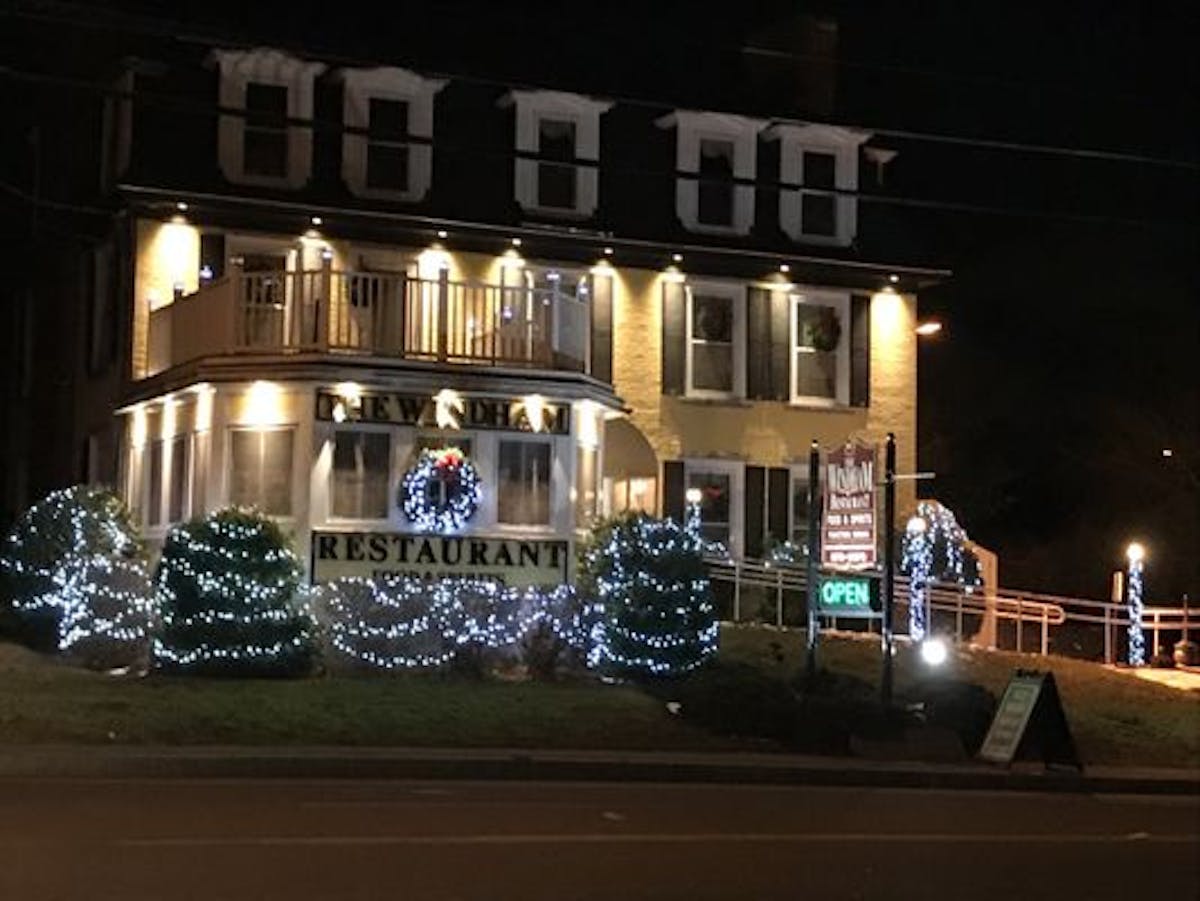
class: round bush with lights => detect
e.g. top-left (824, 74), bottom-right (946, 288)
top-left (580, 512), bottom-right (718, 678)
top-left (401, 447), bottom-right (482, 534)
top-left (153, 508), bottom-right (316, 676)
top-left (1, 484), bottom-right (141, 648)
top-left (56, 553), bottom-right (158, 671)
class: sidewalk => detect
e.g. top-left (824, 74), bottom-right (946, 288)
top-left (1, 744), bottom-right (1196, 795)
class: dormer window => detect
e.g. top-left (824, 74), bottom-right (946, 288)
top-left (210, 48), bottom-right (326, 189)
top-left (500, 90), bottom-right (613, 218)
top-left (340, 67), bottom-right (445, 201)
top-left (656, 111), bottom-right (766, 236)
top-left (764, 123), bottom-right (870, 246)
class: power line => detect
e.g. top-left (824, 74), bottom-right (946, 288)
top-left (3, 1), bottom-right (1198, 173)
top-left (1, 65), bottom-right (1192, 234)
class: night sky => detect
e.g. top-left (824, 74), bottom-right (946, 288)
top-left (5, 0), bottom-right (1197, 601)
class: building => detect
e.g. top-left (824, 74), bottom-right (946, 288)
top-left (7, 14), bottom-right (941, 585)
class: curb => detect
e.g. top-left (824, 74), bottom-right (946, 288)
top-left (1, 747), bottom-right (1196, 796)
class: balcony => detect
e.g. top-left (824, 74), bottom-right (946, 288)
top-left (146, 265), bottom-right (591, 378)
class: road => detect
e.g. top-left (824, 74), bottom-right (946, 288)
top-left (0, 777), bottom-right (1196, 900)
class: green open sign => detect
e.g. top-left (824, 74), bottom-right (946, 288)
top-left (817, 575), bottom-right (879, 616)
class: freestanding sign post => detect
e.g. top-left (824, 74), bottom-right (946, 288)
top-left (821, 442), bottom-right (878, 571)
top-left (805, 440), bottom-right (821, 682)
top-left (881, 433), bottom-right (897, 707)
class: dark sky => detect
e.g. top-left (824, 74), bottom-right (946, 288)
top-left (6, 0), bottom-right (1197, 600)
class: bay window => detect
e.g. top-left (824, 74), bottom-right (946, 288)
top-left (229, 427), bottom-right (294, 515)
top-left (331, 430), bottom-right (391, 519)
top-left (497, 439), bottom-right (552, 526)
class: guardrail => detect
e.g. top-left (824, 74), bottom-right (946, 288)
top-left (704, 556), bottom-right (1193, 661)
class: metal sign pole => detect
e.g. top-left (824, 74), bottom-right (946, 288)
top-left (881, 432), bottom-right (896, 708)
top-left (805, 439), bottom-right (821, 683)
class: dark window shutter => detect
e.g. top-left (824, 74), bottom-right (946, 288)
top-left (661, 280), bottom-right (686, 396)
top-left (662, 460), bottom-right (685, 522)
top-left (851, 293), bottom-right (871, 407)
top-left (200, 232), bottom-right (226, 280)
top-left (744, 465), bottom-right (766, 557)
top-left (746, 286), bottom-right (771, 399)
top-left (589, 271), bottom-right (613, 383)
top-left (768, 289), bottom-right (791, 401)
top-left (767, 466), bottom-right (790, 545)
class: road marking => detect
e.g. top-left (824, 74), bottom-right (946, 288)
top-left (115, 832), bottom-right (1198, 849)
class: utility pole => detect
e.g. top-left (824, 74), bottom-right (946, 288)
top-left (881, 432), bottom-right (896, 707)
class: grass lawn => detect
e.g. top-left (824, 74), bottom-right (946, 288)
top-left (2, 629), bottom-right (1197, 767)
top-left (0, 643), bottom-right (741, 751)
top-left (720, 624), bottom-right (1200, 768)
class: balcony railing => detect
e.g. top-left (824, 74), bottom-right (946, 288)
top-left (146, 265), bottom-right (591, 378)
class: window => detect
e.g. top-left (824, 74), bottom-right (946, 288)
top-left (497, 440), bottom-right (552, 526)
top-left (687, 469), bottom-right (732, 548)
top-left (503, 90), bottom-right (612, 218)
top-left (764, 123), bottom-right (868, 246)
top-left (167, 434), bottom-right (189, 523)
top-left (575, 443), bottom-right (599, 528)
top-left (791, 469), bottom-right (811, 546)
top-left (686, 283), bottom-right (744, 397)
top-left (243, 83), bottom-right (288, 177)
top-left (536, 118), bottom-right (577, 209)
top-left (656, 111), bottom-right (766, 235)
top-left (366, 98), bottom-right (410, 191)
top-left (801, 150), bottom-right (837, 236)
top-left (229, 428), bottom-right (294, 515)
top-left (147, 440), bottom-right (163, 527)
top-left (331, 430), bottom-right (391, 519)
top-left (210, 48), bottom-right (325, 188)
top-left (791, 292), bottom-right (850, 405)
top-left (340, 67), bottom-right (444, 201)
top-left (697, 139), bottom-right (735, 226)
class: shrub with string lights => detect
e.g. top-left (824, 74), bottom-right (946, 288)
top-left (56, 553), bottom-right (158, 671)
top-left (154, 508), bottom-right (316, 676)
top-left (1, 485), bottom-right (140, 648)
top-left (580, 512), bottom-right (718, 677)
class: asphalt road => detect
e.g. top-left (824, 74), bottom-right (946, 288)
top-left (0, 778), bottom-right (1196, 900)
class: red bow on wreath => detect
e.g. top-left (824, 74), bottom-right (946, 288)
top-left (434, 447), bottom-right (465, 470)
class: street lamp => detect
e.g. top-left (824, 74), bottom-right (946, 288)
top-left (915, 320), bottom-right (943, 336)
top-left (1125, 542), bottom-right (1146, 666)
top-left (905, 515), bottom-right (931, 642)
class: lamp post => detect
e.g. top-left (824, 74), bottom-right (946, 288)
top-left (905, 515), bottom-right (931, 642)
top-left (1125, 542), bottom-right (1146, 666)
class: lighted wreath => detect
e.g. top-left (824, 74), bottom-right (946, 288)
top-left (401, 447), bottom-right (482, 533)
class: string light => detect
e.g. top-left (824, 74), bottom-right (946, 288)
top-left (1, 485), bottom-right (140, 623)
top-left (153, 508), bottom-right (315, 674)
top-left (582, 514), bottom-right (718, 676)
top-left (316, 576), bottom-right (596, 670)
top-left (55, 554), bottom-right (158, 668)
top-left (904, 515), bottom-right (932, 641)
top-left (401, 447), bottom-right (482, 534)
top-left (1126, 544), bottom-right (1146, 666)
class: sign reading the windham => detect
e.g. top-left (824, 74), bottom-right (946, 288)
top-left (821, 442), bottom-right (877, 570)
top-left (310, 531), bottom-right (570, 587)
top-left (314, 390), bottom-right (570, 435)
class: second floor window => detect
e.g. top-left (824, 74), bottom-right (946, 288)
top-left (244, 83), bottom-right (288, 178)
top-left (791, 292), bottom-right (850, 405)
top-left (685, 283), bottom-right (744, 398)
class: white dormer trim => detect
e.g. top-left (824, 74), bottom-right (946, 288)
top-left (499, 90), bottom-right (613, 218)
top-left (763, 122), bottom-right (870, 247)
top-left (338, 67), bottom-right (446, 202)
top-left (210, 48), bottom-right (326, 189)
top-left (656, 111), bottom-right (768, 236)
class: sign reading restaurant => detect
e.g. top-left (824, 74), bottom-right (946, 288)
top-left (821, 442), bottom-right (878, 570)
top-left (310, 531), bottom-right (570, 587)
top-left (315, 389), bottom-right (570, 435)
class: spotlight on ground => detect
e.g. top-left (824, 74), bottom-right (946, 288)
top-left (920, 638), bottom-right (948, 667)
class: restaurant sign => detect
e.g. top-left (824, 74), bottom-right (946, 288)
top-left (821, 442), bottom-right (878, 570)
top-left (315, 389), bottom-right (570, 435)
top-left (310, 531), bottom-right (570, 587)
